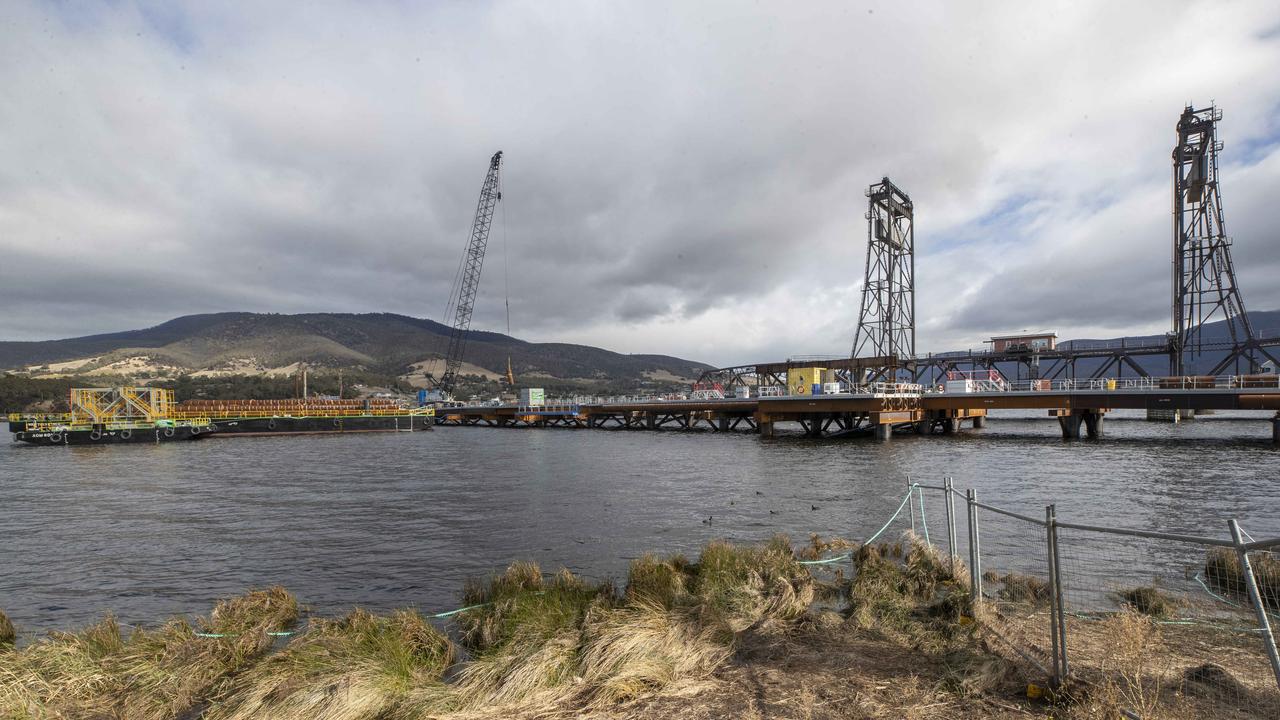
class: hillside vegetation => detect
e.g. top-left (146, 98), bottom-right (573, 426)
top-left (0, 313), bottom-right (711, 397)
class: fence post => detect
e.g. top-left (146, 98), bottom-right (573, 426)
top-left (907, 477), bottom-right (916, 535)
top-left (967, 488), bottom-right (982, 605)
top-left (1229, 519), bottom-right (1280, 691)
top-left (944, 476), bottom-right (957, 578)
top-left (1050, 504), bottom-right (1068, 681)
top-left (1046, 505), bottom-right (1061, 687)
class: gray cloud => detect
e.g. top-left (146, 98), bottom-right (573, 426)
top-left (2, 0), bottom-right (1280, 368)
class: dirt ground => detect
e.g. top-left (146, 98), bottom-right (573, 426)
top-left (556, 613), bottom-right (1279, 720)
top-left (577, 621), bottom-right (1043, 720)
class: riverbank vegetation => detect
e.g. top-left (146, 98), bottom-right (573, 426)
top-left (1, 536), bottom-right (1274, 719)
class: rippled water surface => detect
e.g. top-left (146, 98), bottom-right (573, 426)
top-left (2, 410), bottom-right (1277, 635)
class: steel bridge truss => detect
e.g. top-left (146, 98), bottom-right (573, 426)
top-left (1171, 105), bottom-right (1279, 375)
top-left (852, 177), bottom-right (915, 381)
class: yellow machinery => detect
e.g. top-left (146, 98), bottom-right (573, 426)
top-left (788, 367), bottom-right (825, 396)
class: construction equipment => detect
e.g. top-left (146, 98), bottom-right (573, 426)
top-left (430, 151), bottom-right (503, 399)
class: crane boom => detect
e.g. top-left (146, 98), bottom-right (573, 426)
top-left (439, 150), bottom-right (503, 397)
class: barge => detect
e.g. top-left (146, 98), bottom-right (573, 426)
top-left (171, 398), bottom-right (434, 436)
top-left (7, 387), bottom-right (434, 446)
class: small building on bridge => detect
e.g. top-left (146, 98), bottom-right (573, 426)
top-left (988, 332), bottom-right (1057, 353)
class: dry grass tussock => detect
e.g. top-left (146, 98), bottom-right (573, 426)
top-left (990, 572), bottom-right (1051, 605)
top-left (1071, 610), bottom-right (1174, 719)
top-left (0, 587), bottom-right (297, 719)
top-left (846, 536), bottom-right (972, 649)
top-left (1116, 585), bottom-right (1181, 619)
top-left (1205, 546), bottom-right (1280, 611)
top-left (209, 608), bottom-right (455, 720)
top-left (0, 610), bottom-right (14, 649)
top-left (186, 536), bottom-right (813, 719)
top-left (843, 535), bottom-right (1023, 701)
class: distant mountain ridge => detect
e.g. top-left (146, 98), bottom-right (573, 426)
top-left (4, 309), bottom-right (1275, 386)
top-left (0, 312), bottom-right (712, 386)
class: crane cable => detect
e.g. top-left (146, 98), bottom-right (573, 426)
top-left (502, 167), bottom-right (510, 338)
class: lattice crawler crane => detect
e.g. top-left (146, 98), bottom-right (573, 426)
top-left (430, 151), bottom-right (503, 400)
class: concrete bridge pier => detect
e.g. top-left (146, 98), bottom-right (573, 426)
top-left (758, 418), bottom-right (774, 438)
top-left (1272, 413), bottom-right (1280, 445)
top-left (1082, 411), bottom-right (1105, 439)
top-left (1055, 409), bottom-right (1106, 440)
top-left (973, 415), bottom-right (987, 429)
top-left (1057, 413), bottom-right (1083, 440)
top-left (874, 423), bottom-right (893, 442)
top-left (942, 417), bottom-right (958, 434)
top-left (645, 412), bottom-right (657, 430)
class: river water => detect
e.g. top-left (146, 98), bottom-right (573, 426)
top-left (1, 410), bottom-right (1277, 636)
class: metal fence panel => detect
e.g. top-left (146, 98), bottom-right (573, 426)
top-left (1052, 522), bottom-right (1280, 715)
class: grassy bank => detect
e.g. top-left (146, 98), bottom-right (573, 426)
top-left (1, 536), bottom-right (1275, 719)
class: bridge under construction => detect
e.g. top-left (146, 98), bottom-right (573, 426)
top-left (441, 104), bottom-right (1280, 443)
top-left (438, 375), bottom-right (1280, 442)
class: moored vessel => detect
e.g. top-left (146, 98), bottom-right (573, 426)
top-left (7, 387), bottom-right (434, 446)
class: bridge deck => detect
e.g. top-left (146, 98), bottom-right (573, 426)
top-left (436, 381), bottom-right (1280, 440)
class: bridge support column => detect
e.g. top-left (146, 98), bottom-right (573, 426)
top-left (645, 412), bottom-right (657, 430)
top-left (717, 416), bottom-right (729, 432)
top-left (874, 423), bottom-right (893, 442)
top-left (1057, 413), bottom-right (1083, 440)
top-left (1083, 411), bottom-right (1105, 439)
top-left (759, 419), bottom-right (774, 437)
top-left (973, 415), bottom-right (987, 429)
top-left (1273, 413), bottom-right (1280, 445)
top-left (942, 418), bottom-right (958, 434)
top-left (913, 420), bottom-right (930, 435)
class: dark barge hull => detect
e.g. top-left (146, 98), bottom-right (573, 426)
top-left (12, 425), bottom-right (212, 446)
top-left (205, 414), bottom-right (433, 436)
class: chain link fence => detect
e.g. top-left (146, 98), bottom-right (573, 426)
top-left (904, 477), bottom-right (1280, 717)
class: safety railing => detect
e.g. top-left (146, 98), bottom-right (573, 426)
top-left (169, 407), bottom-right (428, 420)
top-left (929, 374), bottom-right (1280, 394)
top-left (513, 404), bottom-right (581, 415)
top-left (861, 381), bottom-right (924, 396)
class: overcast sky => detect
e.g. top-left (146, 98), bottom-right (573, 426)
top-left (2, 1), bottom-right (1279, 367)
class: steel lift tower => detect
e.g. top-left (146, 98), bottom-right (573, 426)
top-left (851, 177), bottom-right (915, 381)
top-left (437, 150), bottom-right (503, 398)
top-left (1170, 106), bottom-right (1276, 376)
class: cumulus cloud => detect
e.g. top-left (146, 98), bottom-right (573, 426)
top-left (1, 0), bottom-right (1279, 366)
